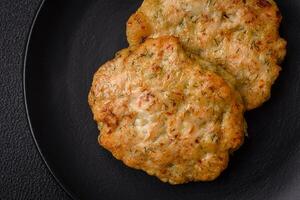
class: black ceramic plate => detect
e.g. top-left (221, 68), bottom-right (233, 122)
top-left (24, 0), bottom-right (300, 199)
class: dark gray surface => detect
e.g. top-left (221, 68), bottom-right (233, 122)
top-left (0, 0), bottom-right (69, 199)
top-left (1, 0), bottom-right (300, 200)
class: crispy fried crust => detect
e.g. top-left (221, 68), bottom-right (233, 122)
top-left (126, 0), bottom-right (287, 110)
top-left (89, 37), bottom-right (245, 184)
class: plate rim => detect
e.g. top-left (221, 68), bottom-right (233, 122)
top-left (22, 1), bottom-right (77, 199)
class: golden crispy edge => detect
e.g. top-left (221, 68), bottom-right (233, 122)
top-left (126, 0), bottom-right (287, 110)
top-left (89, 36), bottom-right (246, 184)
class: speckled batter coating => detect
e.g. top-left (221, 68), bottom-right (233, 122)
top-left (89, 37), bottom-right (245, 184)
top-left (127, 0), bottom-right (287, 110)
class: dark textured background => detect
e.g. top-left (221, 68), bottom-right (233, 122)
top-left (0, 0), bottom-right (69, 199)
top-left (1, 1), bottom-right (300, 200)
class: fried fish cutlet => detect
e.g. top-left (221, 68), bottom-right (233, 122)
top-left (126, 0), bottom-right (287, 110)
top-left (88, 36), bottom-right (245, 184)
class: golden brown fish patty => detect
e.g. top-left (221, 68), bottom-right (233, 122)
top-left (126, 0), bottom-right (287, 110)
top-left (89, 37), bottom-right (245, 184)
